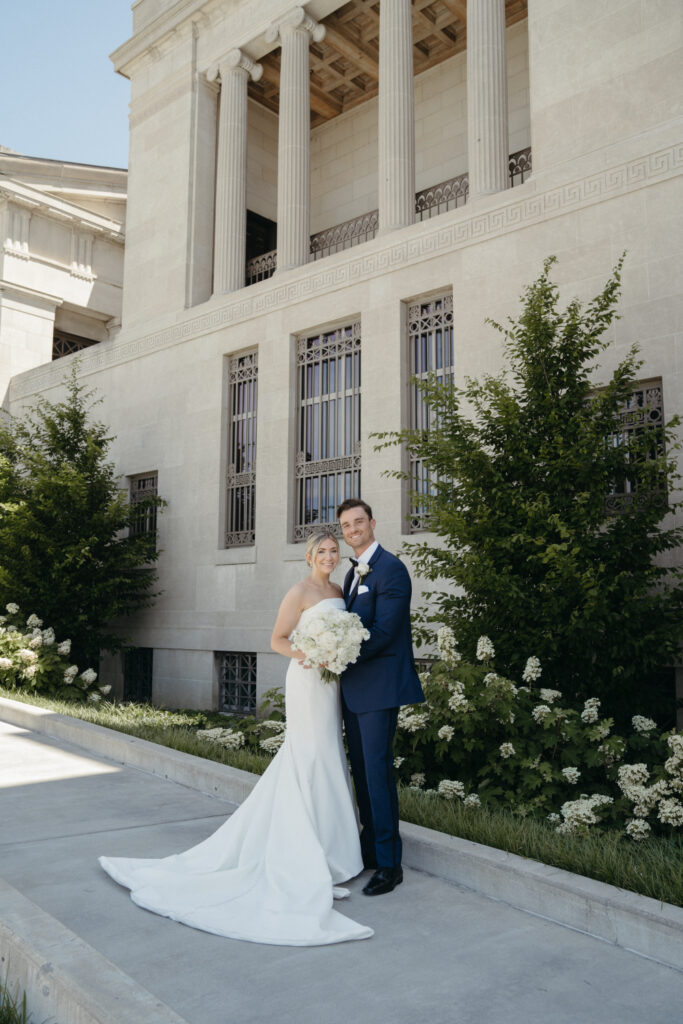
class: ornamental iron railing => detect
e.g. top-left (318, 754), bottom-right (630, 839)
top-left (219, 651), bottom-right (257, 714)
top-left (225, 351), bottom-right (258, 547)
top-left (407, 293), bottom-right (455, 533)
top-left (294, 321), bottom-right (362, 541)
top-left (245, 148), bottom-right (532, 285)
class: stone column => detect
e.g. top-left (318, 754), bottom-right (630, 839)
top-left (467, 0), bottom-right (509, 199)
top-left (266, 7), bottom-right (325, 272)
top-left (378, 0), bottom-right (415, 233)
top-left (208, 50), bottom-right (262, 294)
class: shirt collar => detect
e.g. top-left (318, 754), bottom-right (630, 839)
top-left (355, 540), bottom-right (379, 566)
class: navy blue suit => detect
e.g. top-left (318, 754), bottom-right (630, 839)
top-left (341, 545), bottom-right (424, 868)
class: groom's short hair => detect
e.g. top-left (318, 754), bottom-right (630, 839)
top-left (336, 498), bottom-right (373, 521)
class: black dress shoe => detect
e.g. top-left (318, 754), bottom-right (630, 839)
top-left (362, 866), bottom-right (403, 896)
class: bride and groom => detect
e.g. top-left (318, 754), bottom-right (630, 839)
top-left (99, 499), bottom-right (425, 945)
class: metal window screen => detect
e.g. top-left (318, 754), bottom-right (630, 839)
top-left (605, 377), bottom-right (666, 513)
top-left (52, 329), bottom-right (97, 360)
top-left (129, 472), bottom-right (158, 535)
top-left (123, 648), bottom-right (153, 703)
top-left (219, 652), bottom-right (257, 714)
top-left (407, 294), bottom-right (454, 532)
top-left (294, 322), bottom-right (362, 541)
top-left (226, 351), bottom-right (258, 547)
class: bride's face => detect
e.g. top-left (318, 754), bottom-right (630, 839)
top-left (311, 538), bottom-right (339, 573)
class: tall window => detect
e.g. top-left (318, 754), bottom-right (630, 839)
top-left (218, 652), bottom-right (257, 714)
top-left (295, 322), bottom-right (361, 541)
top-left (606, 377), bottom-right (666, 513)
top-left (129, 472), bottom-right (158, 536)
top-left (225, 351), bottom-right (258, 547)
top-left (123, 648), bottom-right (153, 703)
top-left (407, 293), bottom-right (454, 532)
top-left (53, 329), bottom-right (97, 360)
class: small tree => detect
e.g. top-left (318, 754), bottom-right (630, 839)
top-left (0, 365), bottom-right (164, 666)
top-left (378, 257), bottom-right (683, 721)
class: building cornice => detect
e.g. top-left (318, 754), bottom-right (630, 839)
top-left (0, 279), bottom-right (64, 310)
top-left (9, 138), bottom-right (683, 402)
top-left (0, 180), bottom-right (124, 241)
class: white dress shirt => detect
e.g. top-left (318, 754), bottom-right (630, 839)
top-left (348, 540), bottom-right (379, 594)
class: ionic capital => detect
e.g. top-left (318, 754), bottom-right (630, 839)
top-left (265, 6), bottom-right (325, 46)
top-left (207, 48), bottom-right (263, 84)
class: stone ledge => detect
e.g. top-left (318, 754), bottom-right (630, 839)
top-left (0, 878), bottom-right (189, 1024)
top-left (2, 696), bottom-right (682, 974)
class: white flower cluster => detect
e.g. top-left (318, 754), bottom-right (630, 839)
top-left (476, 635), bottom-right (495, 662)
top-left (447, 681), bottom-right (470, 713)
top-left (581, 698), bottom-right (600, 723)
top-left (561, 767), bottom-right (581, 784)
top-left (532, 704), bottom-right (551, 723)
top-left (484, 672), bottom-right (518, 697)
top-left (41, 628), bottom-right (55, 646)
top-left (499, 742), bottom-right (515, 759)
top-left (522, 656), bottom-right (542, 683)
top-left (625, 818), bottom-right (651, 841)
top-left (29, 634), bottom-right (43, 650)
top-left (463, 793), bottom-right (481, 808)
top-left (0, 657), bottom-right (12, 670)
top-left (80, 668), bottom-right (98, 686)
top-left (57, 639), bottom-right (71, 656)
top-left (260, 733), bottom-right (285, 754)
top-left (436, 626), bottom-right (461, 666)
top-left (261, 719), bottom-right (286, 733)
top-left (410, 773), bottom-right (426, 789)
top-left (555, 793), bottom-right (613, 834)
top-left (63, 664), bottom-right (79, 684)
top-left (657, 798), bottom-right (683, 827)
top-left (615, 760), bottom-right (683, 833)
top-left (539, 688), bottom-right (562, 704)
top-left (290, 608), bottom-right (369, 680)
top-left (665, 734), bottom-right (683, 790)
top-left (26, 614), bottom-right (43, 629)
top-left (631, 715), bottom-right (656, 734)
top-left (438, 779), bottom-right (465, 800)
top-left (438, 725), bottom-right (454, 741)
top-left (393, 756), bottom-right (404, 769)
top-left (397, 708), bottom-right (429, 732)
top-left (197, 727), bottom-right (246, 750)
top-left (5, 603), bottom-right (19, 615)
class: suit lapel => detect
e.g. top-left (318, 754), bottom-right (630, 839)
top-left (346, 545), bottom-right (383, 610)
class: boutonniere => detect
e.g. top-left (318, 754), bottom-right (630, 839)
top-left (356, 563), bottom-right (372, 581)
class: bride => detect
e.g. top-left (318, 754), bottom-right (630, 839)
top-left (99, 528), bottom-right (373, 945)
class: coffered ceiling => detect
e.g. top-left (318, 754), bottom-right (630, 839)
top-left (249, 0), bottom-right (528, 128)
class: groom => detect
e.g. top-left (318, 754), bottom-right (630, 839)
top-left (337, 499), bottom-right (425, 896)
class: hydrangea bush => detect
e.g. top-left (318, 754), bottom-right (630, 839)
top-left (0, 604), bottom-right (109, 702)
top-left (394, 628), bottom-right (681, 840)
top-left (194, 687), bottom-right (287, 757)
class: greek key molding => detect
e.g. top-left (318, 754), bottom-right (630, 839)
top-left (10, 141), bottom-right (683, 403)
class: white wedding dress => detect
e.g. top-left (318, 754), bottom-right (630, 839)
top-left (99, 598), bottom-right (373, 945)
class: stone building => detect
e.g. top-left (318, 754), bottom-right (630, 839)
top-left (4, 0), bottom-right (682, 710)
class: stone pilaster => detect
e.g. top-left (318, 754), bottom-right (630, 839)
top-left (266, 7), bottom-right (325, 272)
top-left (208, 50), bottom-right (262, 294)
top-left (378, 0), bottom-right (415, 233)
top-left (467, 0), bottom-right (509, 199)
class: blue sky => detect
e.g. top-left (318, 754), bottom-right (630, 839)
top-left (2, 1), bottom-right (132, 168)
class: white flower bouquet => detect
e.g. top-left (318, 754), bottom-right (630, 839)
top-left (290, 608), bottom-right (370, 683)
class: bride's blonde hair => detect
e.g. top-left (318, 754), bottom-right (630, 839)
top-left (305, 527), bottom-right (340, 564)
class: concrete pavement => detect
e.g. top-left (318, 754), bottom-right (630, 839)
top-left (1, 716), bottom-right (682, 1024)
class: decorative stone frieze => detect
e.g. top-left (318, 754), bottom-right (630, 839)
top-left (208, 50), bottom-right (263, 294)
top-left (378, 0), bottom-right (415, 233)
top-left (3, 204), bottom-right (31, 259)
top-left (70, 231), bottom-right (94, 280)
top-left (265, 7), bottom-right (325, 272)
top-left (467, 0), bottom-right (509, 199)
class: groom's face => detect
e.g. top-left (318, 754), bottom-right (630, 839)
top-left (338, 506), bottom-right (376, 556)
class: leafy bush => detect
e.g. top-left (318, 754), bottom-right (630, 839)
top-left (393, 629), bottom-right (682, 840)
top-left (375, 257), bottom-right (683, 720)
top-left (0, 604), bottom-right (108, 701)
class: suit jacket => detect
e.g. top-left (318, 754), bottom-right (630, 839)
top-left (341, 544), bottom-right (425, 713)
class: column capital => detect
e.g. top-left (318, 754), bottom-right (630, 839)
top-left (207, 48), bottom-right (263, 84)
top-left (265, 6), bottom-right (325, 46)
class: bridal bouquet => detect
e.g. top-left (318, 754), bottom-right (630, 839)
top-left (290, 609), bottom-right (370, 683)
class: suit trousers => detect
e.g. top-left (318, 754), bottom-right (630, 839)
top-left (342, 695), bottom-right (401, 869)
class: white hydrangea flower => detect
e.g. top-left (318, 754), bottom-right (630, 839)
top-left (547, 813), bottom-right (561, 825)
top-left (437, 725), bottom-right (455, 741)
top-left (41, 628), bottom-right (55, 646)
top-left (539, 688), bottom-right (562, 704)
top-left (436, 626), bottom-right (461, 666)
top-left (448, 692), bottom-right (470, 713)
top-left (522, 656), bottom-right (542, 683)
top-left (625, 818), bottom-right (651, 841)
top-left (23, 665), bottom-right (38, 679)
top-left (63, 665), bottom-right (79, 683)
top-left (5, 603), bottom-right (19, 615)
top-left (261, 719), bottom-right (286, 733)
top-left (17, 648), bottom-right (38, 664)
top-left (508, 711), bottom-right (515, 724)
top-left (259, 733), bottom-right (284, 753)
top-left (463, 793), bottom-right (481, 808)
top-left (631, 715), bottom-right (656, 734)
top-left (438, 779), bottom-right (465, 800)
top-left (562, 767), bottom-right (580, 784)
top-left (87, 692), bottom-right (102, 703)
top-left (99, 685), bottom-right (112, 696)
top-left (26, 614), bottom-right (43, 629)
top-left (57, 639), bottom-right (71, 656)
top-left (393, 756), bottom-right (404, 769)
top-left (29, 635), bottom-right (43, 650)
top-left (0, 657), bottom-right (12, 670)
top-left (397, 709), bottom-right (429, 732)
top-left (499, 742), bottom-right (515, 759)
top-left (581, 698), bottom-right (600, 724)
top-left (476, 635), bottom-right (495, 662)
top-left (617, 763), bottom-right (650, 792)
top-left (657, 798), bottom-right (683, 827)
top-left (410, 773), bottom-right (426, 789)
top-left (555, 793), bottom-right (613, 834)
top-left (80, 668), bottom-right (98, 685)
top-left (532, 704), bottom-right (551, 723)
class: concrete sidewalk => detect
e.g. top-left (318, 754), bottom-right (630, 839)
top-left (1, 718), bottom-right (682, 1024)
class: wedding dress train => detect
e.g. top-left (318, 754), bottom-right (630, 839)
top-left (99, 598), bottom-right (373, 945)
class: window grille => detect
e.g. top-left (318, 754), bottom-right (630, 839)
top-left (52, 329), bottom-right (97, 360)
top-left (225, 351), bottom-right (258, 547)
top-left (123, 648), bottom-right (153, 703)
top-left (605, 377), bottom-right (666, 513)
top-left (129, 472), bottom-right (158, 536)
top-left (407, 293), bottom-right (454, 532)
top-left (219, 652), bottom-right (257, 714)
top-left (295, 322), bottom-right (362, 541)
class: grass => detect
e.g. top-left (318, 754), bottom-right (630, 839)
top-left (2, 686), bottom-right (682, 907)
top-left (0, 975), bottom-right (31, 1024)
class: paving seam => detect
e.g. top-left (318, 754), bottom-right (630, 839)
top-left (2, 696), bottom-right (683, 974)
top-left (0, 813), bottom-right (232, 849)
